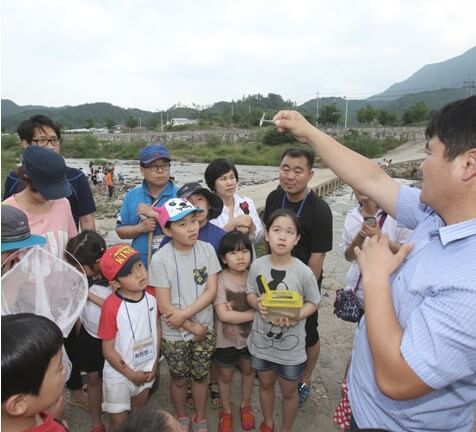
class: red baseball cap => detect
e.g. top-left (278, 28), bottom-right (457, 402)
top-left (99, 244), bottom-right (141, 282)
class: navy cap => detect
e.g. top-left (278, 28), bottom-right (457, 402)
top-left (140, 144), bottom-right (171, 165)
top-left (22, 146), bottom-right (71, 200)
top-left (1, 205), bottom-right (46, 252)
top-left (177, 182), bottom-right (223, 220)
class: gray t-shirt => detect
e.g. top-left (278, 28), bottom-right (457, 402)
top-left (246, 255), bottom-right (320, 365)
top-left (149, 240), bottom-right (221, 341)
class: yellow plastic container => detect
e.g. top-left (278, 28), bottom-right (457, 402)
top-left (259, 275), bottom-right (303, 321)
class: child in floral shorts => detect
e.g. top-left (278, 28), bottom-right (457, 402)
top-left (150, 198), bottom-right (221, 432)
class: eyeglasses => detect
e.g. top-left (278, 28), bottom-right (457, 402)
top-left (31, 137), bottom-right (61, 147)
top-left (145, 162), bottom-right (171, 172)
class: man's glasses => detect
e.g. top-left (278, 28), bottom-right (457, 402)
top-left (145, 162), bottom-right (171, 172)
top-left (31, 137), bottom-right (61, 147)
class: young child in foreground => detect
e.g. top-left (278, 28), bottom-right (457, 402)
top-left (98, 244), bottom-right (160, 429)
top-left (150, 198), bottom-right (221, 432)
top-left (112, 407), bottom-right (182, 432)
top-left (66, 230), bottom-right (110, 432)
top-left (214, 231), bottom-right (256, 432)
top-left (246, 209), bottom-right (320, 432)
top-left (2, 313), bottom-right (67, 432)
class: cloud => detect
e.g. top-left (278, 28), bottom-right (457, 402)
top-left (2, 0), bottom-right (475, 110)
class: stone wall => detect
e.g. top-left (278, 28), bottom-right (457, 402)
top-left (89, 126), bottom-right (425, 145)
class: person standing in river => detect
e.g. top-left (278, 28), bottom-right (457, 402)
top-left (3, 114), bottom-right (96, 231)
top-left (263, 148), bottom-right (333, 408)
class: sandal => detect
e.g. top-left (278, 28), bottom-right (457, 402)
top-left (208, 383), bottom-right (222, 409)
top-left (192, 415), bottom-right (208, 432)
top-left (177, 416), bottom-right (191, 432)
top-left (298, 382), bottom-right (311, 407)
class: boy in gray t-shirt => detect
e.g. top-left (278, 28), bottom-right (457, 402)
top-left (150, 198), bottom-right (221, 432)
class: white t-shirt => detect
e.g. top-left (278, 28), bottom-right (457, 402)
top-left (82, 279), bottom-right (113, 338)
top-left (209, 193), bottom-right (264, 242)
top-left (98, 290), bottom-right (158, 384)
top-left (339, 207), bottom-right (412, 306)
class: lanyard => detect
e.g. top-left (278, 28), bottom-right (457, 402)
top-left (122, 293), bottom-right (153, 342)
top-left (172, 245), bottom-right (198, 308)
top-left (281, 191), bottom-right (310, 218)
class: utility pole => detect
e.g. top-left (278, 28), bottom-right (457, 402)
top-left (344, 96), bottom-right (349, 128)
top-left (316, 92), bottom-right (319, 127)
top-left (160, 111), bottom-right (163, 133)
top-left (463, 79), bottom-right (476, 96)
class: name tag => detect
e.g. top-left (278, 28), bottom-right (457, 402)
top-left (180, 330), bottom-right (194, 342)
top-left (132, 336), bottom-right (155, 368)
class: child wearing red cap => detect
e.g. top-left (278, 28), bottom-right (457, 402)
top-left (97, 244), bottom-right (160, 430)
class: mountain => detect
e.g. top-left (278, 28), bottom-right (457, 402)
top-left (0, 100), bottom-right (158, 131)
top-left (370, 46), bottom-right (476, 100)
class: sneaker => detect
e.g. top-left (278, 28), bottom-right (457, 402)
top-left (218, 411), bottom-right (233, 432)
top-left (239, 406), bottom-right (255, 431)
top-left (176, 416), bottom-right (190, 432)
top-left (298, 382), bottom-right (310, 407)
top-left (191, 415), bottom-right (208, 432)
top-left (259, 422), bottom-right (274, 432)
top-left (208, 382), bottom-right (222, 409)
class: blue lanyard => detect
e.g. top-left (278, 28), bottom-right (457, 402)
top-left (122, 293), bottom-right (153, 342)
top-left (280, 190), bottom-right (310, 218)
top-left (172, 245), bottom-right (198, 308)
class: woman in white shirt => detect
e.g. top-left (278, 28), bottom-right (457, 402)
top-left (204, 159), bottom-right (263, 243)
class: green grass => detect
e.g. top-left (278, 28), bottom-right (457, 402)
top-left (1, 132), bottom-right (404, 189)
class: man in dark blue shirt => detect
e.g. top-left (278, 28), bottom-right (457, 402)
top-left (3, 115), bottom-right (96, 230)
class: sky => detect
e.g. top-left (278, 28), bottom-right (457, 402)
top-left (2, 0), bottom-right (476, 111)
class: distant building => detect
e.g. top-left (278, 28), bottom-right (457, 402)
top-left (169, 118), bottom-right (198, 127)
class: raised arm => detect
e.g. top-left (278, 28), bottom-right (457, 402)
top-left (273, 111), bottom-right (401, 218)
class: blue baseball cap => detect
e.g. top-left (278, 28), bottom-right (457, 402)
top-left (1, 205), bottom-right (46, 252)
top-left (139, 144), bottom-right (171, 165)
top-left (22, 146), bottom-right (71, 200)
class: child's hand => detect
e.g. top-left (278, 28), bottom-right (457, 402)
top-left (144, 364), bottom-right (158, 382)
top-left (257, 296), bottom-right (268, 321)
top-left (224, 302), bottom-right (234, 311)
top-left (191, 324), bottom-right (208, 342)
top-left (127, 370), bottom-right (148, 386)
top-left (273, 317), bottom-right (298, 327)
top-left (164, 310), bottom-right (188, 328)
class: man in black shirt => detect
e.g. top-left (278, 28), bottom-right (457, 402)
top-left (263, 148), bottom-right (333, 407)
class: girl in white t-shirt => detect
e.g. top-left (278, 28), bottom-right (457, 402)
top-left (214, 231), bottom-right (256, 432)
top-left (66, 231), bottom-right (110, 432)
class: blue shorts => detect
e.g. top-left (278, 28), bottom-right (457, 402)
top-left (251, 355), bottom-right (304, 381)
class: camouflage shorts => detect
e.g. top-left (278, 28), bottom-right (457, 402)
top-left (162, 330), bottom-right (216, 380)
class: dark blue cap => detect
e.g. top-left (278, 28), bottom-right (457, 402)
top-left (139, 144), bottom-right (171, 165)
top-left (22, 146), bottom-right (71, 200)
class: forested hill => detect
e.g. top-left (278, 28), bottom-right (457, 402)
top-left (370, 46), bottom-right (476, 101)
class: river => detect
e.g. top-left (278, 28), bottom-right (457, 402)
top-left (66, 159), bottom-right (280, 187)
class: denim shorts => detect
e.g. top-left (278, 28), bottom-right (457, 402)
top-left (251, 355), bottom-right (304, 381)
